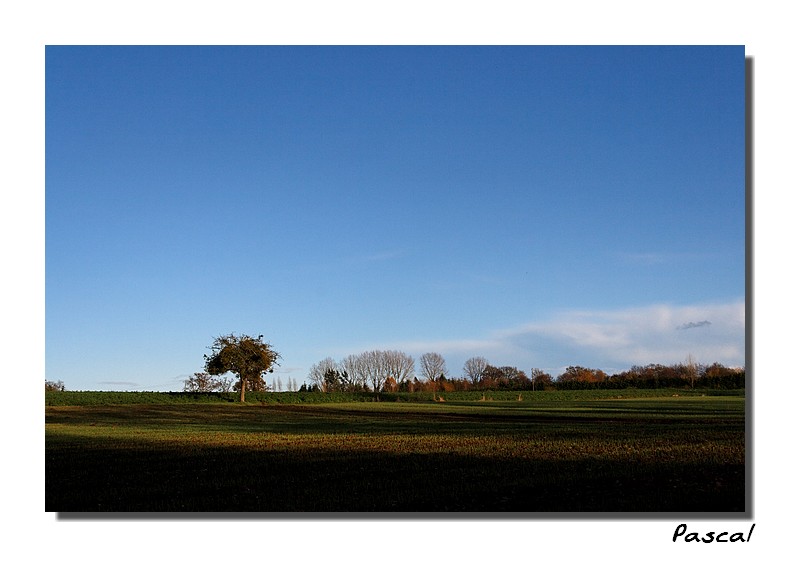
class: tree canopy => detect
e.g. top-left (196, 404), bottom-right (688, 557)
top-left (204, 334), bottom-right (281, 402)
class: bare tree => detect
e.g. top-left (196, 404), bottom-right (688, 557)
top-left (308, 357), bottom-right (338, 392)
top-left (350, 350), bottom-right (415, 393)
top-left (419, 352), bottom-right (448, 383)
top-left (463, 356), bottom-right (489, 385)
top-left (361, 350), bottom-right (388, 392)
top-left (685, 354), bottom-right (698, 389)
top-left (340, 353), bottom-right (368, 391)
top-left (183, 372), bottom-right (227, 393)
top-left (216, 375), bottom-right (234, 392)
top-left (383, 350), bottom-right (416, 389)
top-left (310, 350), bottom-right (415, 393)
top-left (45, 380), bottom-right (66, 392)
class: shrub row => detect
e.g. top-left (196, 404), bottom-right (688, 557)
top-left (45, 388), bottom-right (744, 406)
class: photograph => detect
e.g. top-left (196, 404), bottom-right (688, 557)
top-left (44, 45), bottom-right (746, 514)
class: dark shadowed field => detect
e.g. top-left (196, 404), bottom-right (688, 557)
top-left (46, 394), bottom-right (745, 513)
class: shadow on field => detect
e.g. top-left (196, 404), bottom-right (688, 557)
top-left (46, 403), bottom-right (745, 515)
top-left (47, 434), bottom-right (744, 514)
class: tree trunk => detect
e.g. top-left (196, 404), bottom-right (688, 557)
top-left (239, 375), bottom-right (247, 403)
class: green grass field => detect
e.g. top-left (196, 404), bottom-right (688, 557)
top-left (45, 392), bottom-right (745, 513)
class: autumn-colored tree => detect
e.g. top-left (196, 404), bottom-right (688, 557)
top-left (439, 375), bottom-right (456, 392)
top-left (499, 366), bottom-right (530, 390)
top-left (531, 368), bottom-right (553, 390)
top-left (384, 375), bottom-right (398, 392)
top-left (204, 334), bottom-right (280, 402)
top-left (480, 365), bottom-right (504, 390)
top-left (701, 362), bottom-right (745, 389)
top-left (557, 366), bottom-right (607, 388)
top-left (558, 366), bottom-right (602, 382)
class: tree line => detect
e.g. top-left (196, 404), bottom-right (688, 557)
top-left (303, 352), bottom-right (745, 393)
top-left (48, 334), bottom-right (745, 398)
top-left (176, 334), bottom-right (745, 397)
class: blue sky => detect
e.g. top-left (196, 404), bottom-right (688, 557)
top-left (45, 45), bottom-right (745, 391)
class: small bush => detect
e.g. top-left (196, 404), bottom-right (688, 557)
top-left (45, 380), bottom-right (65, 392)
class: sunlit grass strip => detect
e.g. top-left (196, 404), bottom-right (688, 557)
top-left (45, 388), bottom-right (745, 406)
top-left (227, 431), bottom-right (735, 466)
top-left (47, 422), bottom-right (743, 466)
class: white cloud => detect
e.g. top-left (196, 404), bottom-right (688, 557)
top-left (380, 300), bottom-right (746, 375)
top-left (500, 300), bottom-right (745, 368)
top-left (275, 366), bottom-right (304, 375)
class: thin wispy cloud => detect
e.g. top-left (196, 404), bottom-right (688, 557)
top-left (677, 320), bottom-right (712, 330)
top-left (97, 381), bottom-right (140, 388)
top-left (386, 338), bottom-right (507, 358)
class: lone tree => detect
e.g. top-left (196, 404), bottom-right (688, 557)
top-left (204, 333), bottom-right (281, 402)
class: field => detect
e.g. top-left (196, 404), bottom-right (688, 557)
top-left (45, 391), bottom-right (746, 513)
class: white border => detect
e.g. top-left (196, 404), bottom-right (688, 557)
top-left (5, 1), bottom-right (796, 565)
